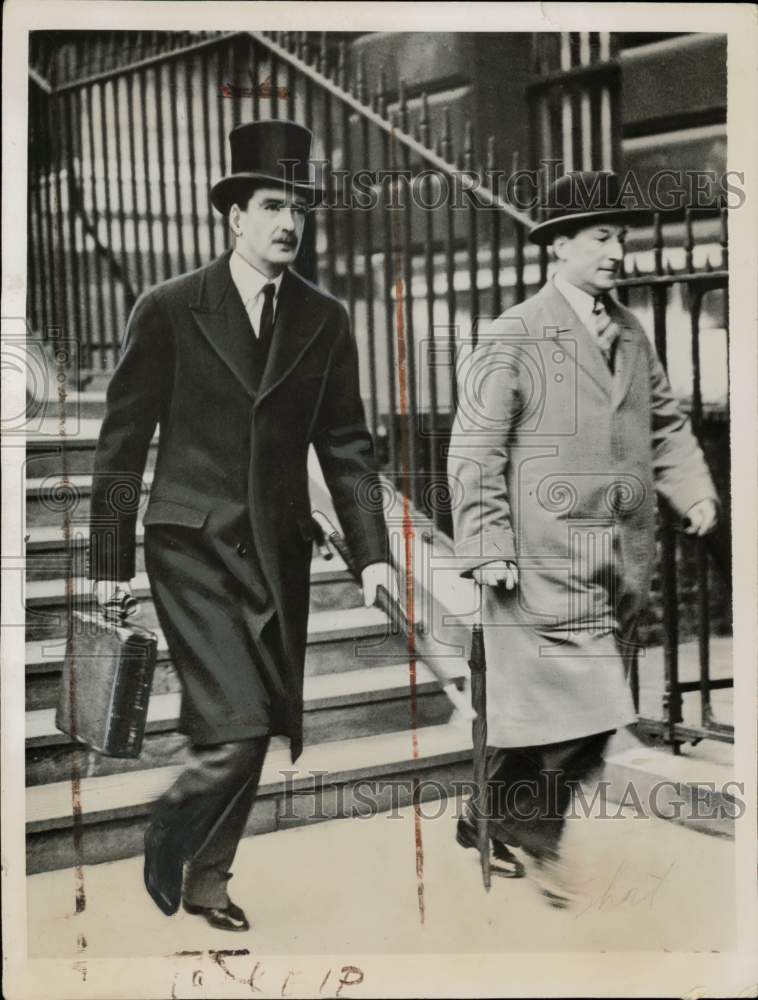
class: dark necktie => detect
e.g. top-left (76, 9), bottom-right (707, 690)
top-left (591, 294), bottom-right (619, 374)
top-left (258, 282), bottom-right (276, 358)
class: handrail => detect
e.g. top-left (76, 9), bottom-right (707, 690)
top-left (248, 31), bottom-right (536, 231)
top-left (36, 31), bottom-right (241, 94)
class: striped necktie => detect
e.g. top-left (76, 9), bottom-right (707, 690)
top-left (591, 295), bottom-right (620, 373)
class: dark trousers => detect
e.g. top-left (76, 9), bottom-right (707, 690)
top-left (479, 730), bottom-right (615, 861)
top-left (149, 735), bottom-right (270, 908)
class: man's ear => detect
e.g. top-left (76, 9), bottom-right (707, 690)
top-left (229, 204), bottom-right (242, 237)
top-left (551, 233), bottom-right (570, 261)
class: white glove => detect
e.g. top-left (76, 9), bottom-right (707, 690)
top-left (360, 561), bottom-right (401, 608)
top-left (472, 559), bottom-right (519, 590)
top-left (682, 498), bottom-right (718, 537)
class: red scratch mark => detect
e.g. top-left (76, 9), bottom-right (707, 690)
top-left (393, 265), bottom-right (425, 926)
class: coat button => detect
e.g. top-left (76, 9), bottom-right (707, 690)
top-left (236, 542), bottom-right (247, 557)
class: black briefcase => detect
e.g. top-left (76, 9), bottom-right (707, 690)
top-left (55, 609), bottom-right (158, 758)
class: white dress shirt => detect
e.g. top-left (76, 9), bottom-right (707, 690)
top-left (553, 272), bottom-right (620, 370)
top-left (229, 251), bottom-right (284, 337)
top-left (553, 272), bottom-right (597, 330)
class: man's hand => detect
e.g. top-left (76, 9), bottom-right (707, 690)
top-left (472, 559), bottom-right (519, 590)
top-left (682, 498), bottom-right (718, 537)
top-left (361, 562), bottom-right (401, 609)
top-left (93, 580), bottom-right (139, 620)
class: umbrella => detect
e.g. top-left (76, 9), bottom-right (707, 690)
top-left (468, 581), bottom-right (491, 891)
top-left (309, 510), bottom-right (474, 723)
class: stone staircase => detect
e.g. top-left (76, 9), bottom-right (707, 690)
top-left (24, 393), bottom-right (472, 874)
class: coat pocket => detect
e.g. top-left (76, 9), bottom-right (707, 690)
top-left (143, 498), bottom-right (209, 529)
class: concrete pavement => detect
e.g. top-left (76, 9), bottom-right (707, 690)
top-left (27, 791), bottom-right (735, 959)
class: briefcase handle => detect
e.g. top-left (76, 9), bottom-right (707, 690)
top-left (96, 584), bottom-right (140, 625)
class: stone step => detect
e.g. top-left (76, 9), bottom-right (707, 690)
top-left (31, 391), bottom-right (108, 420)
top-left (25, 473), bottom-right (154, 527)
top-left (26, 661), bottom-right (465, 786)
top-left (25, 421), bottom-right (158, 478)
top-left (25, 606), bottom-right (414, 709)
top-left (26, 722), bottom-right (473, 873)
top-left (23, 559), bottom-right (361, 635)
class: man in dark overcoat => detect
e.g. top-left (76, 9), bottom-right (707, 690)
top-left (88, 120), bottom-right (397, 930)
top-left (448, 171), bottom-right (719, 906)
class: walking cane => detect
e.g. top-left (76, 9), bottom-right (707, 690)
top-left (309, 510), bottom-right (474, 723)
top-left (468, 580), bottom-right (491, 891)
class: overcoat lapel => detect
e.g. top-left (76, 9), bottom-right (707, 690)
top-left (606, 299), bottom-right (641, 410)
top-left (189, 252), bottom-right (261, 399)
top-left (255, 268), bottom-right (331, 406)
top-left (539, 281), bottom-right (613, 399)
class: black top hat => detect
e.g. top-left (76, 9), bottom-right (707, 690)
top-left (210, 119), bottom-right (324, 214)
top-left (528, 171), bottom-right (652, 245)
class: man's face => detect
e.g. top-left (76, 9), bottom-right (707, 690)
top-left (552, 222), bottom-right (626, 295)
top-left (230, 186), bottom-right (308, 277)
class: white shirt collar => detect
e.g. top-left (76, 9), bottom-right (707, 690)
top-left (553, 272), bottom-right (598, 329)
top-left (229, 251), bottom-right (285, 309)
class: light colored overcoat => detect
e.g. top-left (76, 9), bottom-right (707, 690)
top-left (447, 279), bottom-right (717, 747)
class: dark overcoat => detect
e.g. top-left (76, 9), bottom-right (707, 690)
top-left (89, 251), bottom-right (388, 757)
top-left (447, 279), bottom-right (718, 747)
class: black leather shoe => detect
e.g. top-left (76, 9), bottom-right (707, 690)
top-left (143, 821), bottom-right (183, 916)
top-left (456, 816), bottom-right (525, 878)
top-left (183, 900), bottom-right (250, 932)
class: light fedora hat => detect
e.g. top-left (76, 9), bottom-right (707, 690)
top-left (528, 170), bottom-right (652, 246)
top-left (210, 119), bottom-right (324, 214)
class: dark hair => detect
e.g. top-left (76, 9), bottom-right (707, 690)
top-left (227, 181), bottom-right (262, 215)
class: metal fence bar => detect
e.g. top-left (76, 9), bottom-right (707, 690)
top-left (62, 91), bottom-right (83, 358)
top-left (488, 138), bottom-right (502, 318)
top-left (320, 40), bottom-right (337, 293)
top-left (378, 72), bottom-right (398, 474)
top-left (358, 58), bottom-right (379, 446)
top-left (199, 48), bottom-right (216, 261)
top-left (184, 58), bottom-right (202, 271)
top-left (286, 34), bottom-right (296, 120)
top-left (398, 86), bottom-right (420, 505)
top-left (98, 78), bottom-right (121, 359)
top-left (419, 95), bottom-right (440, 514)
top-left (84, 84), bottom-right (107, 367)
top-left (168, 59), bottom-right (187, 275)
top-left (49, 74), bottom-right (69, 349)
top-left (650, 223), bottom-right (684, 750)
top-left (153, 63), bottom-right (171, 282)
top-left (340, 47), bottom-right (357, 334)
top-left (464, 123), bottom-right (480, 348)
top-left (30, 123), bottom-right (47, 335)
top-left (125, 71), bottom-right (144, 291)
top-left (683, 213), bottom-right (714, 729)
top-left (439, 109), bottom-right (458, 416)
top-left (138, 68), bottom-right (157, 287)
top-left (271, 48), bottom-right (281, 119)
top-left (111, 78), bottom-right (127, 290)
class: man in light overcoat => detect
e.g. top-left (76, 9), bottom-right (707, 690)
top-left (89, 120), bottom-right (397, 930)
top-left (448, 171), bottom-right (718, 906)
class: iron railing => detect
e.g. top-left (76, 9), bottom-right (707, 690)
top-left (27, 29), bottom-right (732, 750)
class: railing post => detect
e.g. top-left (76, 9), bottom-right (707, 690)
top-left (377, 68), bottom-right (398, 475)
